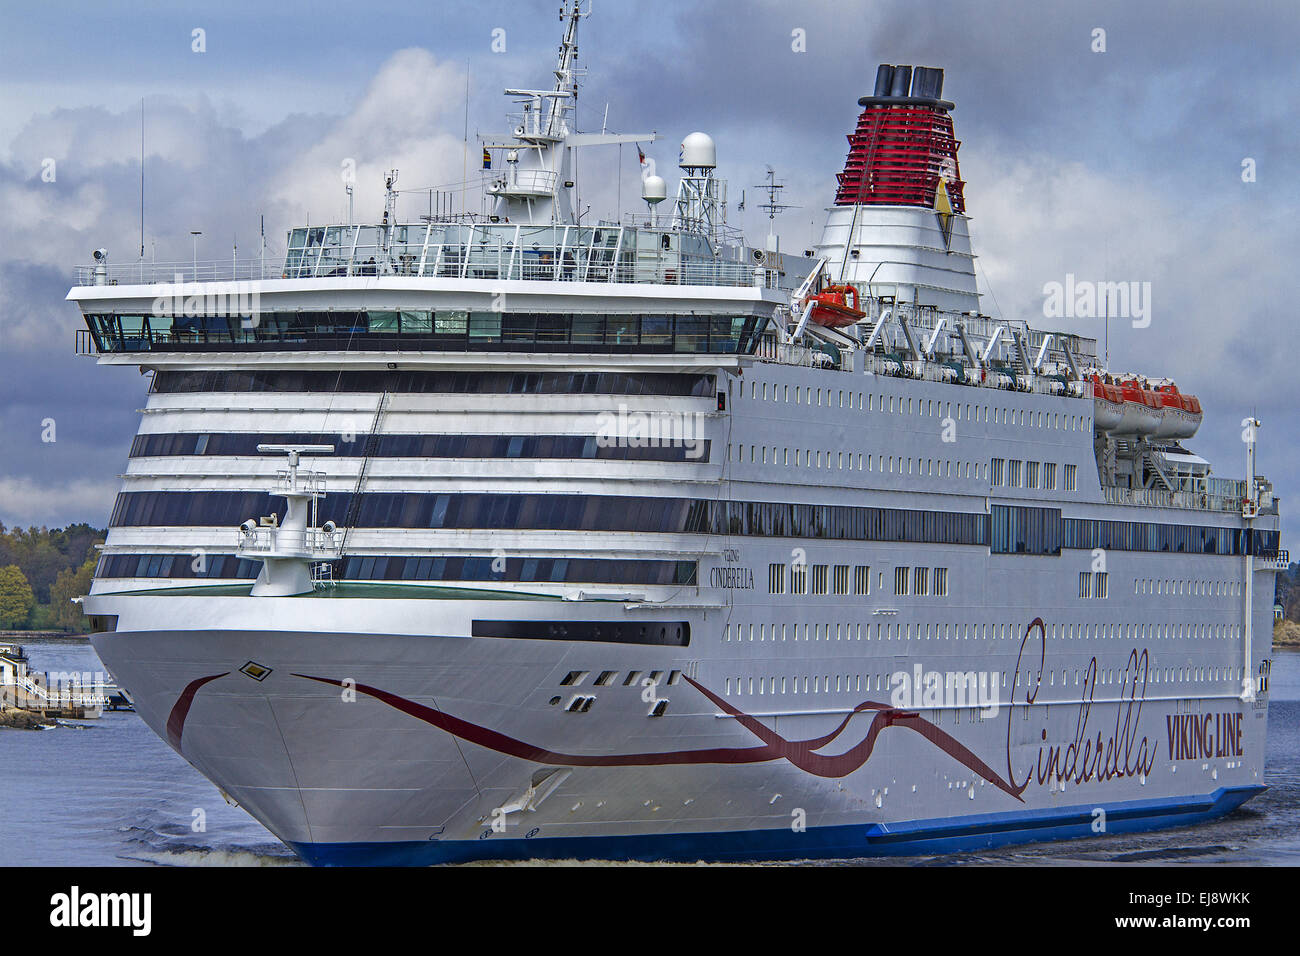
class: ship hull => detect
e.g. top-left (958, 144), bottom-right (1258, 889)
top-left (91, 619), bottom-right (1271, 865)
top-left (290, 786), bottom-right (1263, 865)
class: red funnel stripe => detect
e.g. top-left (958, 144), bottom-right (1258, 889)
top-left (834, 104), bottom-right (965, 211)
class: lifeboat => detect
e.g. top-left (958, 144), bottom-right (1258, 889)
top-left (1089, 373), bottom-right (1162, 436)
top-left (805, 284), bottom-right (866, 328)
top-left (1112, 377), bottom-right (1164, 436)
top-left (1091, 377), bottom-right (1125, 431)
top-left (1152, 382), bottom-right (1203, 440)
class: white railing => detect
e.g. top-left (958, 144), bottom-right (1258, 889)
top-left (754, 337), bottom-right (828, 368)
top-left (1102, 484), bottom-right (1246, 513)
top-left (273, 468), bottom-right (326, 497)
top-left (73, 221), bottom-right (778, 290)
top-left (487, 168), bottom-right (560, 195)
top-left (1257, 550), bottom-right (1289, 571)
top-left (75, 259), bottom-right (281, 285)
top-left (236, 527), bottom-right (340, 555)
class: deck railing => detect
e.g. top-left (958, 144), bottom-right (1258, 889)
top-left (73, 221), bottom-right (776, 290)
top-left (1102, 482), bottom-right (1249, 514)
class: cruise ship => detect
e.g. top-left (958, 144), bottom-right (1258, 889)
top-left (71, 4), bottom-right (1283, 865)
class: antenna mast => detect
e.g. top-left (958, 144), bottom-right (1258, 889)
top-left (139, 98), bottom-right (145, 261)
top-left (755, 166), bottom-right (795, 233)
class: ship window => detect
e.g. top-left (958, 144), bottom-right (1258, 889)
top-left (811, 565), bottom-right (828, 595)
top-left (913, 567), bottom-right (928, 595)
top-left (832, 565), bottom-right (849, 595)
top-left (894, 567), bottom-right (909, 595)
top-left (933, 567), bottom-right (948, 596)
top-left (854, 566), bottom-right (870, 595)
top-left (768, 563), bottom-right (786, 594)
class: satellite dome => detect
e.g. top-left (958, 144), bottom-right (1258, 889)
top-left (642, 175), bottom-right (667, 204)
top-left (679, 132), bottom-right (716, 170)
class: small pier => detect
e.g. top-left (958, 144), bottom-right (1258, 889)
top-left (0, 642), bottom-right (113, 721)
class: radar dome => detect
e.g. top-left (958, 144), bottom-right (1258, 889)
top-left (679, 132), bottom-right (716, 169)
top-left (642, 175), bottom-right (667, 204)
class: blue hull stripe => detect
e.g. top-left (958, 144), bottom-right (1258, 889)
top-left (290, 784), bottom-right (1265, 867)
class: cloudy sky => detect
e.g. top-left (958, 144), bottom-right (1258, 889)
top-left (1, 0), bottom-right (1296, 544)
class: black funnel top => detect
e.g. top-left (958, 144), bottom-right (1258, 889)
top-left (858, 63), bottom-right (953, 110)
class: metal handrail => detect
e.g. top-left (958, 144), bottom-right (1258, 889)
top-left (236, 526), bottom-right (340, 554)
top-left (73, 221), bottom-right (773, 289)
top-left (1101, 484), bottom-right (1247, 513)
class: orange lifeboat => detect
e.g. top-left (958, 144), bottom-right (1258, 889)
top-left (806, 285), bottom-right (866, 328)
top-left (1152, 382), bottom-right (1203, 440)
top-left (1090, 374), bottom-right (1124, 432)
top-left (1090, 373), bottom-right (1162, 435)
top-left (1112, 377), bottom-right (1164, 436)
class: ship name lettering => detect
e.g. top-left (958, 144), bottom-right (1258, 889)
top-left (710, 567), bottom-right (754, 590)
top-left (1005, 619), bottom-right (1158, 793)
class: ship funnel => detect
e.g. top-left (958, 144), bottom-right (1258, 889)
top-left (888, 64), bottom-right (912, 97)
top-left (816, 63), bottom-right (979, 314)
top-left (836, 64), bottom-right (963, 210)
top-left (873, 64), bottom-right (894, 97)
top-left (911, 66), bottom-right (944, 100)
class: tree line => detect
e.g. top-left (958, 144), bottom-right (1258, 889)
top-left (1277, 562), bottom-right (1300, 621)
top-left (0, 523), bottom-right (104, 631)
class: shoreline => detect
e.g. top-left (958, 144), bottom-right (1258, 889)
top-left (0, 631), bottom-right (88, 642)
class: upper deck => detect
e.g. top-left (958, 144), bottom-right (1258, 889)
top-left (73, 220), bottom-right (802, 290)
